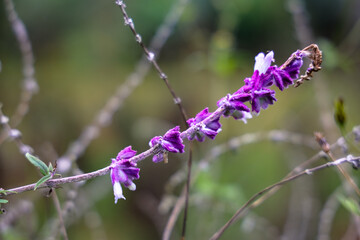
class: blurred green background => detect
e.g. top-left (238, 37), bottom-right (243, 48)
top-left (1, 0), bottom-right (360, 239)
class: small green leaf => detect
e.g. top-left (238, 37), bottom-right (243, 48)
top-left (334, 97), bottom-right (346, 129)
top-left (338, 195), bottom-right (360, 216)
top-left (48, 163), bottom-right (54, 172)
top-left (0, 189), bottom-right (16, 195)
top-left (26, 153), bottom-right (49, 176)
top-left (53, 173), bottom-right (62, 178)
top-left (0, 199), bottom-right (8, 204)
top-left (34, 174), bottom-right (52, 190)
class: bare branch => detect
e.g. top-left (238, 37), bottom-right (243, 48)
top-left (4, 0), bottom-right (39, 127)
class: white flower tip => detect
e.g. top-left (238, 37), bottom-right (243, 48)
top-left (241, 111), bottom-right (253, 124)
top-left (254, 51), bottom-right (274, 75)
top-left (128, 182), bottom-right (136, 191)
top-left (113, 182), bottom-right (126, 203)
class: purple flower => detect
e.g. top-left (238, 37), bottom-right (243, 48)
top-left (283, 50), bottom-right (304, 79)
top-left (267, 66), bottom-right (293, 91)
top-left (149, 126), bottom-right (185, 163)
top-left (186, 108), bottom-right (222, 142)
top-left (110, 146), bottom-right (140, 203)
top-left (251, 88), bottom-right (277, 114)
top-left (241, 69), bottom-right (277, 114)
top-left (217, 92), bottom-right (251, 121)
top-left (267, 50), bottom-right (304, 91)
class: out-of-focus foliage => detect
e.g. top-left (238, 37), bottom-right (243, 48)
top-left (1, 0), bottom-right (360, 239)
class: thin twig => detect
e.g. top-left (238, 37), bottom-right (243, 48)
top-left (161, 130), bottom-right (316, 240)
top-left (1, 166), bottom-right (111, 196)
top-left (317, 187), bottom-right (341, 240)
top-left (52, 0), bottom-right (190, 237)
top-left (314, 132), bottom-right (360, 197)
top-left (114, 2), bottom-right (196, 238)
top-left (51, 190), bottom-right (69, 240)
top-left (287, 0), bottom-right (336, 140)
top-left (209, 155), bottom-right (360, 240)
top-left (57, 0), bottom-right (191, 173)
top-left (181, 145), bottom-right (192, 240)
top-left (2, 146), bottom-right (157, 196)
top-left (3, 0), bottom-right (39, 128)
top-left (0, 104), bottom-right (33, 154)
top-left (162, 127), bottom-right (359, 239)
top-left (115, 0), bottom-right (188, 123)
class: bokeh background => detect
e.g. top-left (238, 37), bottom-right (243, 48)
top-left (1, 0), bottom-right (360, 239)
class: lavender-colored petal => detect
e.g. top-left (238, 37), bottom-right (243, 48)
top-left (152, 153), bottom-right (164, 163)
top-left (186, 118), bottom-right (196, 126)
top-left (121, 166), bottom-right (140, 179)
top-left (251, 97), bottom-right (261, 114)
top-left (252, 89), bottom-right (276, 113)
top-left (231, 91), bottom-right (252, 102)
top-left (261, 69), bottom-right (275, 87)
top-left (277, 70), bottom-right (293, 89)
top-left (187, 108), bottom-right (210, 127)
top-left (161, 139), bottom-right (182, 152)
top-left (217, 93), bottom-right (250, 113)
top-left (230, 99), bottom-right (251, 112)
top-left (110, 166), bottom-right (117, 185)
top-left (283, 51), bottom-right (304, 79)
top-left (125, 181), bottom-right (136, 191)
top-left (272, 70), bottom-right (285, 91)
top-left (269, 67), bottom-right (294, 91)
top-left (116, 146), bottom-right (137, 161)
top-left (195, 108), bottom-right (210, 122)
top-left (207, 120), bottom-right (221, 131)
top-left (116, 168), bottom-right (128, 183)
top-left (252, 71), bottom-right (263, 90)
top-left (123, 179), bottom-right (136, 189)
top-left (163, 126), bottom-right (182, 142)
top-left (149, 136), bottom-right (162, 147)
top-left (163, 126), bottom-right (184, 153)
top-left (201, 127), bottom-right (219, 140)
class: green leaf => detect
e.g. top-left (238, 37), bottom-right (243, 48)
top-left (34, 174), bottom-right (52, 190)
top-left (48, 163), bottom-right (54, 172)
top-left (334, 97), bottom-right (346, 129)
top-left (0, 199), bottom-right (8, 204)
top-left (338, 195), bottom-right (360, 216)
top-left (0, 189), bottom-right (16, 195)
top-left (26, 153), bottom-right (49, 176)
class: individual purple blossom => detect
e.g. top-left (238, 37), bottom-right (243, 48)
top-left (240, 68), bottom-right (277, 114)
top-left (149, 126), bottom-right (185, 163)
top-left (110, 146), bottom-right (140, 203)
top-left (282, 50), bottom-right (304, 79)
top-left (251, 87), bottom-right (277, 114)
top-left (217, 91), bottom-right (252, 121)
top-left (267, 66), bottom-right (293, 91)
top-left (267, 50), bottom-right (304, 91)
top-left (186, 108), bottom-right (222, 142)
